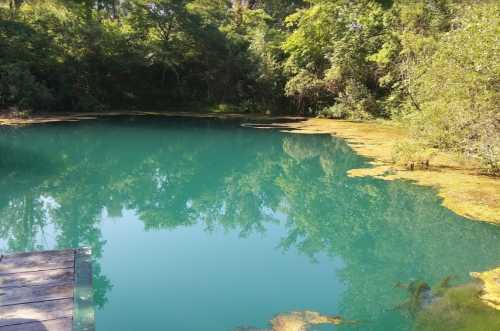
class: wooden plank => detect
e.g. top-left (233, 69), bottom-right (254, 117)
top-left (0, 318), bottom-right (72, 331)
top-left (0, 268), bottom-right (74, 289)
top-left (0, 283), bottom-right (73, 307)
top-left (0, 249), bottom-right (93, 331)
top-left (0, 298), bottom-right (73, 327)
top-left (0, 251), bottom-right (74, 275)
top-left (0, 250), bottom-right (74, 261)
top-left (73, 247), bottom-right (94, 331)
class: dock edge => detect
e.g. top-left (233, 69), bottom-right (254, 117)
top-left (73, 247), bottom-right (95, 331)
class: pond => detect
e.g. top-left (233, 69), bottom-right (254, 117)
top-left (0, 117), bottom-right (499, 330)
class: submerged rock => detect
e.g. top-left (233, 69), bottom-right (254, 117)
top-left (234, 310), bottom-right (354, 331)
top-left (395, 280), bottom-right (435, 314)
top-left (271, 311), bottom-right (344, 331)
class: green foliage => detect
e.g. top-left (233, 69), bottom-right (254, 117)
top-left (367, 0), bottom-right (498, 173)
top-left (0, 0), bottom-right (287, 111)
top-left (318, 104), bottom-right (349, 119)
top-left (0, 63), bottom-right (53, 111)
top-left (392, 140), bottom-right (436, 170)
top-left (406, 2), bottom-right (500, 174)
top-left (0, 12), bottom-right (57, 111)
top-left (282, 0), bottom-right (385, 116)
top-left (0, 0), bottom-right (497, 173)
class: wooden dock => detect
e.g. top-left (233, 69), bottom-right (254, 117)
top-left (0, 248), bottom-right (94, 331)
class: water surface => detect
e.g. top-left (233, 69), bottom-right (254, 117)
top-left (0, 117), bottom-right (499, 330)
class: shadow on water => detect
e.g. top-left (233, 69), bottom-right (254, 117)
top-left (0, 117), bottom-right (499, 330)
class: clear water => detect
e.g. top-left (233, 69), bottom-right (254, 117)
top-left (0, 117), bottom-right (498, 330)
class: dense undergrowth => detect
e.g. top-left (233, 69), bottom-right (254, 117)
top-left (0, 0), bottom-right (498, 173)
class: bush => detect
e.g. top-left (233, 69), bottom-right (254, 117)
top-left (476, 132), bottom-right (500, 176)
top-left (0, 64), bottom-right (54, 111)
top-left (392, 140), bottom-right (436, 170)
top-left (318, 104), bottom-right (348, 119)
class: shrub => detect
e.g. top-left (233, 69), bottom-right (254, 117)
top-left (0, 64), bottom-right (54, 111)
top-left (319, 104), bottom-right (347, 119)
top-left (392, 140), bottom-right (436, 170)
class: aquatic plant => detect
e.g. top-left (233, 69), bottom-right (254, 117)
top-left (415, 283), bottom-right (500, 331)
top-left (397, 275), bottom-right (500, 331)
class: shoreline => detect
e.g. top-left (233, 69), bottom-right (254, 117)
top-left (0, 111), bottom-right (306, 125)
top-left (245, 117), bottom-right (500, 225)
top-left (1, 111), bottom-right (499, 224)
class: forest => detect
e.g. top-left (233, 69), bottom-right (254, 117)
top-left (0, 0), bottom-right (499, 173)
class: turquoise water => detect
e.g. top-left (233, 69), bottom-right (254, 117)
top-left (0, 117), bottom-right (499, 330)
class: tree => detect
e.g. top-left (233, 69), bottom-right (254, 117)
top-left (408, 2), bottom-right (500, 173)
top-left (282, 0), bottom-right (385, 117)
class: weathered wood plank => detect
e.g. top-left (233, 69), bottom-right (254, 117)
top-left (0, 268), bottom-right (74, 289)
top-left (0, 299), bottom-right (73, 327)
top-left (0, 251), bottom-right (74, 275)
top-left (73, 248), bottom-right (94, 331)
top-left (0, 283), bottom-right (73, 307)
top-left (0, 249), bottom-right (94, 331)
top-left (0, 250), bottom-right (74, 261)
top-left (0, 318), bottom-right (72, 331)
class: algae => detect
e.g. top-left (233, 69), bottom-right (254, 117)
top-left (245, 118), bottom-right (500, 224)
top-left (471, 267), bottom-right (500, 311)
top-left (415, 283), bottom-right (500, 331)
top-left (397, 272), bottom-right (500, 331)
